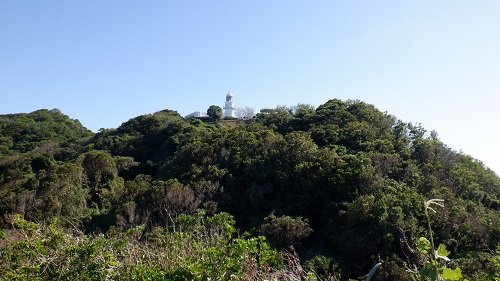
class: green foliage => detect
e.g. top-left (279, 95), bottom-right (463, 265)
top-left (259, 212), bottom-right (313, 249)
top-left (1, 212), bottom-right (284, 281)
top-left (0, 109), bottom-right (92, 156)
top-left (207, 105), bottom-right (223, 120)
top-left (1, 99), bottom-right (500, 280)
top-left (418, 237), bottom-right (432, 254)
top-left (476, 244), bottom-right (500, 280)
top-left (417, 242), bottom-right (465, 281)
top-left (413, 199), bottom-right (465, 281)
top-left (305, 255), bottom-right (340, 280)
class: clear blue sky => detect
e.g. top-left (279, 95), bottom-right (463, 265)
top-left (1, 1), bottom-right (499, 174)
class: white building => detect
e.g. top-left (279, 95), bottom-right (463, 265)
top-left (185, 111), bottom-right (208, 118)
top-left (185, 92), bottom-right (236, 119)
top-left (223, 91), bottom-right (236, 117)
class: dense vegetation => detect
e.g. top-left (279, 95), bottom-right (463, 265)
top-left (1, 100), bottom-right (500, 280)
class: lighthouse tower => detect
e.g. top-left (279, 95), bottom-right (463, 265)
top-left (223, 91), bottom-right (236, 117)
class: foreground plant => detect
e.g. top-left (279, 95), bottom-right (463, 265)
top-left (0, 211), bottom-right (292, 281)
top-left (415, 199), bottom-right (465, 281)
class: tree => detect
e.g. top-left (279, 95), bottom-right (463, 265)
top-left (291, 103), bottom-right (315, 116)
top-left (207, 105), bottom-right (223, 120)
top-left (258, 212), bottom-right (313, 249)
top-left (235, 106), bottom-right (255, 120)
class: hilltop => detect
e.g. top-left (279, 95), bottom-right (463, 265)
top-left (1, 99), bottom-right (500, 280)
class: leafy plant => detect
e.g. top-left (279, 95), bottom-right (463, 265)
top-left (305, 255), bottom-right (340, 280)
top-left (414, 199), bottom-right (465, 281)
top-left (258, 212), bottom-right (313, 249)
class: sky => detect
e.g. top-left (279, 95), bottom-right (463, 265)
top-left (1, 1), bottom-right (499, 174)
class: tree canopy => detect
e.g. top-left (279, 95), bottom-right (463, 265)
top-left (1, 99), bottom-right (500, 280)
top-left (207, 105), bottom-right (223, 120)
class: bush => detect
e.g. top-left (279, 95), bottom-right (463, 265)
top-left (259, 212), bottom-right (313, 249)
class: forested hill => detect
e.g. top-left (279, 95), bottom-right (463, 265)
top-left (2, 99), bottom-right (500, 280)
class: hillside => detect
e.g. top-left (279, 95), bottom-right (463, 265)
top-left (1, 99), bottom-right (500, 280)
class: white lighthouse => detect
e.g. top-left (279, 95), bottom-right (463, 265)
top-left (223, 91), bottom-right (236, 117)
